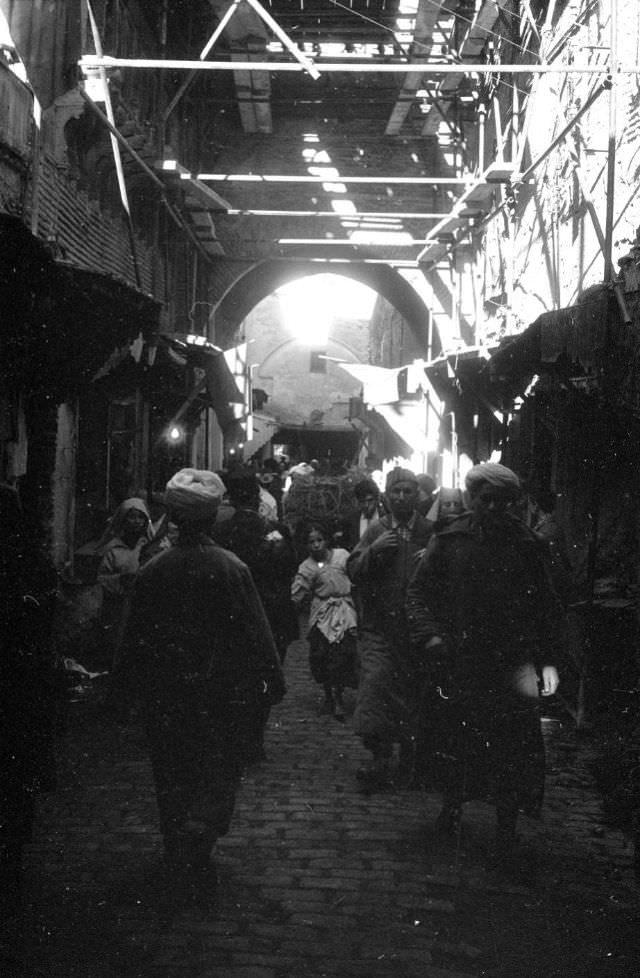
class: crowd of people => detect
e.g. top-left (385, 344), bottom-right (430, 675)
top-left (1, 456), bottom-right (565, 903)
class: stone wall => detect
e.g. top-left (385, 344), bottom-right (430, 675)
top-left (242, 286), bottom-right (370, 426)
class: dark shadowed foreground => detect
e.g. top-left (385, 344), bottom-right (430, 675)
top-left (1, 636), bottom-right (638, 978)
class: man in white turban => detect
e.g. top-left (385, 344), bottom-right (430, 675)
top-left (406, 461), bottom-right (562, 872)
top-left (464, 461), bottom-right (522, 500)
top-left (164, 468), bottom-right (226, 523)
top-left (111, 468), bottom-right (285, 890)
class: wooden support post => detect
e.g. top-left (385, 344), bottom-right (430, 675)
top-left (493, 94), bottom-right (503, 160)
top-left (477, 103), bottom-right (486, 176)
top-left (511, 84), bottom-right (519, 163)
top-left (604, 0), bottom-right (618, 284)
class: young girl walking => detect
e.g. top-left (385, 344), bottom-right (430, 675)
top-left (291, 521), bottom-right (358, 719)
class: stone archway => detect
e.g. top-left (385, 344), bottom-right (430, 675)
top-left (209, 258), bottom-right (441, 357)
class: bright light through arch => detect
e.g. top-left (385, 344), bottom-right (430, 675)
top-left (279, 274), bottom-right (377, 346)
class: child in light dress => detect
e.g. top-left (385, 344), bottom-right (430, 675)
top-left (291, 521), bottom-right (358, 719)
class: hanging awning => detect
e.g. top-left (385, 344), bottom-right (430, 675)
top-left (55, 262), bottom-right (161, 374)
top-left (372, 402), bottom-right (422, 457)
top-left (422, 346), bottom-right (499, 408)
top-left (337, 362), bottom-right (403, 405)
top-left (159, 333), bottom-right (246, 432)
top-left (203, 355), bottom-right (245, 428)
top-left (0, 214), bottom-right (161, 399)
top-left (488, 288), bottom-right (615, 386)
top-left (364, 406), bottom-right (413, 460)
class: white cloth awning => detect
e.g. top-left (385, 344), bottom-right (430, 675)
top-left (374, 401), bottom-right (426, 454)
top-left (337, 363), bottom-right (402, 406)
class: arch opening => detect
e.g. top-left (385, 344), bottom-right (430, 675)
top-left (209, 259), bottom-right (439, 358)
top-left (220, 268), bottom-right (439, 475)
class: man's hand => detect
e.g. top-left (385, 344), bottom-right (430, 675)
top-left (540, 665), bottom-right (559, 696)
top-left (424, 636), bottom-right (444, 650)
top-left (370, 530), bottom-right (399, 555)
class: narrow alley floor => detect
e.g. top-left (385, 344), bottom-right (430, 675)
top-left (2, 635), bottom-right (639, 978)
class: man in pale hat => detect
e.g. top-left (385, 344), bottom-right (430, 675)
top-left (111, 468), bottom-right (285, 888)
top-left (406, 461), bottom-right (562, 871)
top-left (347, 465), bottom-right (434, 790)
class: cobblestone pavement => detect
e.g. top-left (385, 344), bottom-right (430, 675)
top-left (2, 636), bottom-right (639, 978)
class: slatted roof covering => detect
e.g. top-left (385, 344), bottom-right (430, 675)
top-left (239, 0), bottom-right (413, 50)
top-left (134, 0), bottom-right (481, 262)
top-left (85, 1), bottom-right (606, 270)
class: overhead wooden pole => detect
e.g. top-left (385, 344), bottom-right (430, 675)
top-left (242, 0), bottom-right (320, 79)
top-left (188, 174), bottom-right (473, 185)
top-left (516, 80), bottom-right (610, 184)
top-left (79, 56), bottom-right (635, 76)
top-left (85, 0), bottom-right (141, 287)
top-left (221, 210), bottom-right (451, 218)
top-left (78, 89), bottom-right (218, 263)
top-left (162, 30), bottom-right (229, 125)
top-left (604, 0), bottom-right (618, 284)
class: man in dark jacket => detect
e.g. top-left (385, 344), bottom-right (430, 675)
top-left (406, 462), bottom-right (562, 854)
top-left (213, 465), bottom-right (298, 760)
top-left (214, 466), bottom-right (298, 663)
top-left (347, 467), bottom-right (433, 790)
top-left (113, 468), bottom-right (285, 881)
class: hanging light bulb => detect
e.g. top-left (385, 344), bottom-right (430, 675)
top-left (167, 424), bottom-right (184, 443)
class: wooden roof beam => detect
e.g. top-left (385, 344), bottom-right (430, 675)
top-left (189, 174), bottom-right (473, 185)
top-left (79, 56), bottom-right (626, 76)
top-left (385, 0), bottom-right (449, 136)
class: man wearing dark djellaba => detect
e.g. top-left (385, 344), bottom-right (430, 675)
top-left (111, 468), bottom-right (285, 881)
top-left (405, 462), bottom-right (562, 853)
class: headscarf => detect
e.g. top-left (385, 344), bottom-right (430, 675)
top-left (426, 486), bottom-right (466, 523)
top-left (385, 467), bottom-right (418, 491)
top-left (97, 497), bottom-right (151, 553)
top-left (165, 468), bottom-right (226, 523)
top-left (465, 462), bottom-right (521, 498)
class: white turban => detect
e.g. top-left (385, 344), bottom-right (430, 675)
top-left (288, 462), bottom-right (315, 478)
top-left (465, 462), bottom-right (521, 498)
top-left (165, 468), bottom-right (226, 522)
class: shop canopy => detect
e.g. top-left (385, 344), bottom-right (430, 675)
top-left (488, 288), bottom-right (616, 391)
top-left (0, 214), bottom-right (160, 400)
top-left (159, 332), bottom-right (246, 432)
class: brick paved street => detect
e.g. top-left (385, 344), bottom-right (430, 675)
top-left (2, 635), bottom-right (639, 978)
